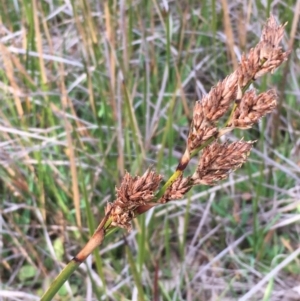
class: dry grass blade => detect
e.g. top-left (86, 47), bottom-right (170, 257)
top-left (0, 43), bottom-right (24, 116)
top-left (239, 247), bottom-right (300, 301)
top-left (221, 0), bottom-right (238, 69)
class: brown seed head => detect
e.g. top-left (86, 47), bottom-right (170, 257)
top-left (202, 78), bottom-right (237, 122)
top-left (238, 15), bottom-right (289, 84)
top-left (260, 15), bottom-right (286, 56)
top-left (159, 175), bottom-right (192, 204)
top-left (191, 15), bottom-right (287, 134)
top-left (191, 140), bottom-right (254, 185)
top-left (197, 72), bottom-right (240, 125)
top-left (105, 169), bottom-right (163, 230)
top-left (188, 101), bottom-right (218, 152)
top-left (229, 89), bottom-right (277, 129)
top-left (104, 202), bottom-right (134, 232)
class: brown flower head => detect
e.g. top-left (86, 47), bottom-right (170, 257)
top-left (191, 140), bottom-right (254, 185)
top-left (259, 14), bottom-right (286, 60)
top-left (202, 72), bottom-right (239, 123)
top-left (187, 101), bottom-right (218, 153)
top-left (188, 15), bottom-right (288, 151)
top-left (238, 15), bottom-right (289, 85)
top-left (263, 16), bottom-right (285, 42)
top-left (228, 89), bottom-right (277, 129)
top-left (105, 169), bottom-right (162, 231)
top-left (159, 174), bottom-right (192, 204)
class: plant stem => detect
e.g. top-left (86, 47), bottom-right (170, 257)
top-left (40, 260), bottom-right (80, 301)
top-left (40, 215), bottom-right (112, 301)
top-left (154, 169), bottom-right (182, 199)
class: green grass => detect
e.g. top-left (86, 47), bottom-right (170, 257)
top-left (1, 1), bottom-right (300, 300)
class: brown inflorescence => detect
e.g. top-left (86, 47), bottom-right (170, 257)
top-left (188, 102), bottom-right (219, 153)
top-left (106, 16), bottom-right (289, 232)
top-left (237, 15), bottom-right (288, 86)
top-left (191, 141), bottom-right (254, 185)
top-left (40, 16), bottom-right (292, 301)
top-left (105, 169), bottom-right (163, 231)
top-left (186, 15), bottom-right (288, 155)
top-left (228, 89), bottom-right (277, 129)
top-left (159, 174), bottom-right (192, 204)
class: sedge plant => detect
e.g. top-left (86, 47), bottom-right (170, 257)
top-left (41, 15), bottom-right (290, 301)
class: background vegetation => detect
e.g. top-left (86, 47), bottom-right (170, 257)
top-left (1, 0), bottom-right (300, 300)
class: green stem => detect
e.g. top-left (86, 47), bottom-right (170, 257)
top-left (154, 135), bottom-right (216, 201)
top-left (40, 217), bottom-right (113, 301)
top-left (126, 245), bottom-right (145, 301)
top-left (40, 260), bottom-right (80, 301)
top-left (155, 169), bottom-right (182, 200)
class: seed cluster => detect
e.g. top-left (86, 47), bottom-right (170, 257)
top-left (105, 15), bottom-right (289, 231)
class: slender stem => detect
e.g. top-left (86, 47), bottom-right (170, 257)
top-left (154, 132), bottom-right (220, 201)
top-left (40, 260), bottom-right (80, 301)
top-left (154, 169), bottom-right (182, 200)
top-left (40, 215), bottom-right (112, 301)
top-left (190, 137), bottom-right (215, 158)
